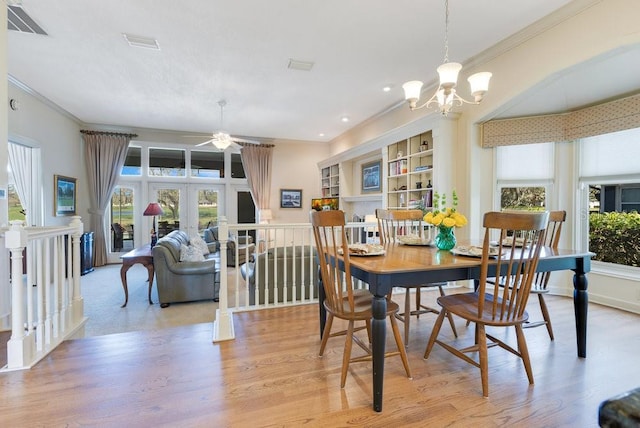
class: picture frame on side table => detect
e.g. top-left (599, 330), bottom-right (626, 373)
top-left (54, 175), bottom-right (77, 216)
top-left (311, 197), bottom-right (339, 211)
top-left (280, 189), bottom-right (302, 208)
top-left (361, 160), bottom-right (381, 193)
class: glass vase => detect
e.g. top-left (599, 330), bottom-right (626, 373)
top-left (435, 226), bottom-right (456, 251)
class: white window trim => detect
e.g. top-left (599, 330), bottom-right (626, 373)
top-left (577, 133), bottom-right (640, 276)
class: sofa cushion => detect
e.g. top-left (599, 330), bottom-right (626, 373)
top-left (190, 234), bottom-right (210, 255)
top-left (180, 244), bottom-right (205, 262)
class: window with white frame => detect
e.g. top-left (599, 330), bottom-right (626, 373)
top-left (495, 142), bottom-right (554, 211)
top-left (579, 128), bottom-right (640, 268)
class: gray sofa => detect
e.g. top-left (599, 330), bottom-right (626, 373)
top-left (240, 246), bottom-right (319, 305)
top-left (151, 230), bottom-right (220, 307)
top-left (203, 226), bottom-right (255, 266)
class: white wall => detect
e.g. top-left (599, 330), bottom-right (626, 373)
top-left (270, 140), bottom-right (328, 224)
top-left (326, 0), bottom-right (640, 313)
top-left (7, 84), bottom-right (84, 227)
top-left (0, 6), bottom-right (8, 226)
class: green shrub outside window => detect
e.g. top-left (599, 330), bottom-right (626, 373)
top-left (589, 211), bottom-right (640, 267)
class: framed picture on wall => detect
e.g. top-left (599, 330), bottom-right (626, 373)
top-left (54, 175), bottom-right (77, 216)
top-left (361, 160), bottom-right (381, 193)
top-left (280, 189), bottom-right (302, 208)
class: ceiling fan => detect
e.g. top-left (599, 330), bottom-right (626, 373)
top-left (194, 100), bottom-right (260, 150)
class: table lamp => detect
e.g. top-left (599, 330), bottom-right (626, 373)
top-left (259, 209), bottom-right (273, 224)
top-left (143, 202), bottom-right (164, 247)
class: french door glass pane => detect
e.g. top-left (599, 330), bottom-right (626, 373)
top-left (110, 187), bottom-right (135, 252)
top-left (197, 189), bottom-right (219, 233)
top-left (157, 188), bottom-right (181, 237)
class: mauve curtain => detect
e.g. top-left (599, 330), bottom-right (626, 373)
top-left (82, 131), bottom-right (134, 266)
top-left (240, 145), bottom-right (273, 217)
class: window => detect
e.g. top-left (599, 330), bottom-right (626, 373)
top-left (190, 150), bottom-right (224, 178)
top-left (496, 142), bottom-right (554, 211)
top-left (110, 187), bottom-right (135, 252)
top-left (500, 187), bottom-right (546, 211)
top-left (149, 147), bottom-right (186, 177)
top-left (8, 183), bottom-right (26, 222)
top-left (579, 128), bottom-right (640, 268)
top-left (231, 153), bottom-right (246, 178)
top-left (197, 189), bottom-right (219, 233)
top-left (121, 146), bottom-right (141, 176)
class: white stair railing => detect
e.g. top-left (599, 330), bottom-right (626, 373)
top-left (1, 216), bottom-right (86, 370)
top-left (213, 218), bottom-right (377, 342)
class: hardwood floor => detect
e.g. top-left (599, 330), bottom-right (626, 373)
top-left (0, 290), bottom-right (638, 427)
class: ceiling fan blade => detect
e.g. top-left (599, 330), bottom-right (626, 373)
top-left (196, 139), bottom-right (214, 147)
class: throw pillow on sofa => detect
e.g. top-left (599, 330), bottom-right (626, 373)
top-left (180, 244), bottom-right (205, 262)
top-left (190, 234), bottom-right (210, 255)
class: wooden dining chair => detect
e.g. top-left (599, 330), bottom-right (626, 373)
top-left (522, 210), bottom-right (566, 340)
top-left (376, 209), bottom-right (458, 346)
top-left (310, 210), bottom-right (412, 388)
top-left (424, 211), bottom-right (549, 397)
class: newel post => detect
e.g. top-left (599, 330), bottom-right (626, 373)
top-left (5, 220), bottom-right (35, 368)
top-left (69, 216), bottom-right (84, 325)
top-left (213, 216), bottom-right (235, 342)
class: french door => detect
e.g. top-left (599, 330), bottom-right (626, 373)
top-left (149, 183), bottom-right (225, 238)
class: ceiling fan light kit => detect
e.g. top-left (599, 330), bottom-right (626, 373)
top-left (195, 100), bottom-right (260, 150)
top-left (403, 0), bottom-right (492, 115)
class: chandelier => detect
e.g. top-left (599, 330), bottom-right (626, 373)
top-left (402, 0), bottom-right (492, 115)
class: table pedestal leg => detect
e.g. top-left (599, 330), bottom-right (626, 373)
top-left (573, 259), bottom-right (589, 358)
top-left (371, 294), bottom-right (387, 412)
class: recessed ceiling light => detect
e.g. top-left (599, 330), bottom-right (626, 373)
top-left (318, 133), bottom-right (325, 137)
top-left (383, 85), bottom-right (392, 92)
top-left (341, 116), bottom-right (350, 123)
top-left (123, 33), bottom-right (160, 50)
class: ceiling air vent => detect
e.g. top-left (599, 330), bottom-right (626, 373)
top-left (288, 59), bottom-right (314, 71)
top-left (7, 5), bottom-right (48, 35)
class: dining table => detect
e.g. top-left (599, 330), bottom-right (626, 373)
top-left (318, 241), bottom-right (593, 412)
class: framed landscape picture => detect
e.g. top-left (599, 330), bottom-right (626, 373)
top-left (54, 175), bottom-right (77, 216)
top-left (280, 189), bottom-right (302, 208)
top-left (361, 160), bottom-right (381, 193)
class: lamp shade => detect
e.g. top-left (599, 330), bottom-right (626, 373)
top-left (468, 71), bottom-right (492, 98)
top-left (260, 209), bottom-right (273, 221)
top-left (143, 202), bottom-right (164, 216)
top-left (402, 80), bottom-right (423, 102)
top-left (437, 62), bottom-right (462, 87)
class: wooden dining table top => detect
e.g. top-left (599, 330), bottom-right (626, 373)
top-left (344, 241), bottom-right (591, 275)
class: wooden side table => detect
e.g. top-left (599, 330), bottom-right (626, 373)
top-left (120, 244), bottom-right (154, 308)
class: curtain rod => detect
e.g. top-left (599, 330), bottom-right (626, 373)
top-left (80, 130), bottom-right (138, 138)
top-left (239, 142), bottom-right (275, 148)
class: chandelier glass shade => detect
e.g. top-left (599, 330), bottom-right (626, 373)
top-left (402, 0), bottom-right (492, 115)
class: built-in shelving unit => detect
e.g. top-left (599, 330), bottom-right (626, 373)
top-left (321, 164), bottom-right (339, 197)
top-left (386, 131), bottom-right (434, 210)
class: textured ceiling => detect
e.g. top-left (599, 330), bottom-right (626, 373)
top-left (10, 0), bottom-right (622, 143)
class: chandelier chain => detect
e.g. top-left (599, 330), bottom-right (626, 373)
top-left (443, 0), bottom-right (450, 63)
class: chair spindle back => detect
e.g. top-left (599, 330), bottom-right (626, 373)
top-left (479, 211), bottom-right (549, 322)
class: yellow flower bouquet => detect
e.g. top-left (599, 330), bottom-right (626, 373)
top-left (423, 191), bottom-right (467, 250)
top-left (423, 191), bottom-right (468, 228)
